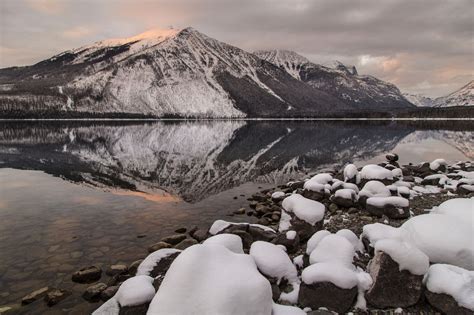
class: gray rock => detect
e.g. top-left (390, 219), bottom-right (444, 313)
top-left (83, 283), bottom-right (107, 302)
top-left (174, 227), bottom-right (187, 233)
top-left (366, 251), bottom-right (423, 308)
top-left (147, 241), bottom-right (172, 253)
top-left (366, 202), bottom-right (409, 219)
top-left (106, 264), bottom-right (128, 276)
top-left (190, 229), bottom-right (208, 242)
top-left (161, 234), bottom-right (187, 245)
top-left (425, 290), bottom-right (473, 315)
top-left (299, 281), bottom-right (357, 313)
top-left (72, 266), bottom-right (102, 283)
top-left (44, 288), bottom-right (70, 306)
top-left (128, 259), bottom-right (143, 276)
top-left (271, 232), bottom-right (300, 254)
top-left (21, 287), bottom-right (49, 305)
top-left (290, 216), bottom-right (322, 242)
top-left (328, 203), bottom-right (339, 213)
top-left (330, 193), bottom-right (357, 208)
top-left (233, 208), bottom-right (246, 215)
top-left (302, 189), bottom-right (325, 201)
top-left (119, 303), bottom-right (150, 315)
top-left (174, 238), bottom-right (198, 250)
top-left (100, 286), bottom-right (119, 301)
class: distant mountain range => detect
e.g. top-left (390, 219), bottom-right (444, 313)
top-left (255, 50), bottom-right (413, 111)
top-left (0, 27), bottom-right (418, 118)
top-left (403, 80), bottom-right (473, 107)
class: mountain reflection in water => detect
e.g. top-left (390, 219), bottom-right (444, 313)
top-left (0, 120), bottom-right (472, 202)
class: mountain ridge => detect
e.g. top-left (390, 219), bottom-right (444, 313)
top-left (1, 27), bottom-right (415, 117)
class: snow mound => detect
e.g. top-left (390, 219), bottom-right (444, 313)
top-left (306, 230), bottom-right (332, 255)
top-left (302, 262), bottom-right (358, 289)
top-left (249, 241), bottom-right (298, 283)
top-left (147, 244), bottom-right (272, 315)
top-left (430, 158), bottom-right (447, 171)
top-left (361, 223), bottom-right (403, 245)
top-left (271, 191), bottom-right (286, 199)
top-left (278, 210), bottom-right (292, 232)
top-left (401, 214), bottom-right (474, 270)
top-left (203, 234), bottom-right (244, 254)
top-left (272, 303), bottom-right (306, 315)
top-left (344, 164), bottom-right (360, 184)
top-left (336, 229), bottom-right (364, 252)
top-left (334, 188), bottom-right (358, 201)
top-left (286, 230), bottom-right (297, 240)
top-left (115, 275), bottom-right (155, 307)
top-left (282, 194), bottom-right (325, 225)
top-left (209, 220), bottom-right (275, 235)
top-left (136, 249), bottom-right (181, 276)
top-left (303, 173), bottom-right (333, 193)
top-left (431, 197), bottom-right (474, 226)
top-left (366, 196), bottom-right (409, 208)
top-left (309, 234), bottom-right (355, 267)
top-left (359, 181), bottom-right (391, 198)
top-left (374, 239), bottom-right (429, 275)
top-left (423, 264), bottom-right (474, 310)
top-left (92, 298), bottom-right (120, 315)
top-left (360, 164), bottom-right (393, 180)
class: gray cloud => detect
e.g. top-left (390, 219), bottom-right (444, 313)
top-left (0, 0), bottom-right (472, 97)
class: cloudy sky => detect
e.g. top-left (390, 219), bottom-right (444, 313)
top-left (1, 0), bottom-right (472, 97)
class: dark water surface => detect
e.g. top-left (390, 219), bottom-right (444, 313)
top-left (0, 120), bottom-right (473, 313)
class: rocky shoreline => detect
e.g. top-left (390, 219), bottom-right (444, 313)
top-left (2, 156), bottom-right (473, 314)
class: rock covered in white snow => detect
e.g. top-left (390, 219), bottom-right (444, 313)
top-left (249, 241), bottom-right (298, 283)
top-left (203, 234), bottom-right (244, 254)
top-left (360, 164), bottom-right (393, 181)
top-left (147, 244), bottom-right (273, 315)
top-left (423, 264), bottom-right (474, 313)
top-left (281, 194), bottom-right (325, 226)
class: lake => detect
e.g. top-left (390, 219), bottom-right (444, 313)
top-left (0, 120), bottom-right (473, 313)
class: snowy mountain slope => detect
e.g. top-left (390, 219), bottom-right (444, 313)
top-left (433, 80), bottom-right (473, 107)
top-left (0, 28), bottom-right (348, 117)
top-left (402, 81), bottom-right (473, 107)
top-left (255, 50), bottom-right (414, 111)
top-left (403, 93), bottom-right (435, 107)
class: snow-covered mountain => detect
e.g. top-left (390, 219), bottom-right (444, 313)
top-left (403, 81), bottom-right (473, 107)
top-left (0, 27), bottom-right (349, 117)
top-left (433, 80), bottom-right (473, 107)
top-left (403, 93), bottom-right (435, 107)
top-left (254, 50), bottom-right (414, 111)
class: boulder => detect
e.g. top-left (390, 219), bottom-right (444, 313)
top-left (299, 281), bottom-right (357, 313)
top-left (302, 189), bottom-right (325, 202)
top-left (44, 288), bottom-right (70, 306)
top-left (83, 283), bottom-right (107, 302)
top-left (425, 291), bottom-right (473, 315)
top-left (161, 234), bottom-right (186, 245)
top-left (119, 303), bottom-right (150, 315)
top-left (147, 242), bottom-right (172, 253)
top-left (106, 264), bottom-right (128, 276)
top-left (100, 286), bottom-right (119, 301)
top-left (190, 229), bottom-right (208, 242)
top-left (365, 197), bottom-right (409, 219)
top-left (174, 238), bottom-right (198, 250)
top-left (128, 259), bottom-right (143, 276)
top-left (72, 266), bottom-right (102, 283)
top-left (290, 217), bottom-right (322, 243)
top-left (21, 287), bottom-right (49, 305)
top-left (366, 251), bottom-right (423, 308)
top-left (174, 227), bottom-right (187, 233)
top-left (271, 232), bottom-right (300, 254)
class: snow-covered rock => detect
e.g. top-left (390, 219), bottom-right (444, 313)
top-left (423, 264), bottom-right (474, 313)
top-left (147, 244), bottom-right (273, 315)
top-left (281, 194), bottom-right (326, 226)
top-left (249, 241), bottom-right (298, 283)
top-left (366, 196), bottom-right (409, 219)
top-left (136, 249), bottom-right (181, 277)
top-left (360, 164), bottom-right (394, 181)
top-left (343, 164), bottom-right (361, 184)
top-left (309, 234), bottom-right (355, 267)
top-left (115, 275), bottom-right (155, 307)
top-left (203, 234), bottom-right (244, 254)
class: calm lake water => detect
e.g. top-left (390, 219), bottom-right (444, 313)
top-left (0, 120), bottom-right (473, 313)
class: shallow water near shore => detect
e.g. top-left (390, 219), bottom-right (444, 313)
top-left (0, 120), bottom-right (473, 313)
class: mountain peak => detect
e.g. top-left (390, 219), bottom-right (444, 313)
top-left (254, 50), bottom-right (310, 79)
top-left (332, 61), bottom-right (358, 76)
